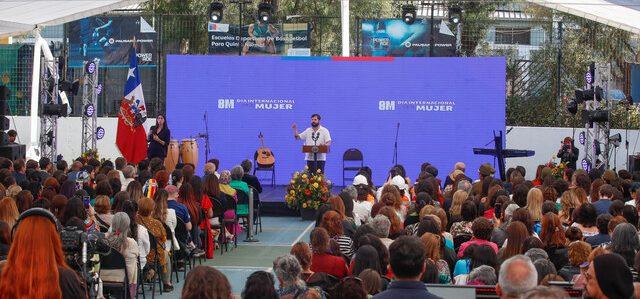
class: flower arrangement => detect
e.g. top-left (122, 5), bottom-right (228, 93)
top-left (82, 149), bottom-right (100, 161)
top-left (545, 161), bottom-right (565, 179)
top-left (285, 165), bottom-right (332, 210)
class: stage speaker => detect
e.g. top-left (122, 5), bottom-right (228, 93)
top-left (0, 144), bottom-right (25, 161)
top-left (629, 155), bottom-right (640, 172)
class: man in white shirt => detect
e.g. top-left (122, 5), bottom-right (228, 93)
top-left (292, 114), bottom-right (332, 174)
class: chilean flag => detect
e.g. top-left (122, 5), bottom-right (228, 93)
top-left (116, 46), bottom-right (148, 164)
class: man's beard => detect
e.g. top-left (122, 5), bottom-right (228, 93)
top-left (311, 122), bottom-right (319, 127)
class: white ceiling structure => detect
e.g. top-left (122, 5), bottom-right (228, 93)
top-left (526, 0), bottom-right (640, 34)
top-left (0, 0), bottom-right (147, 38)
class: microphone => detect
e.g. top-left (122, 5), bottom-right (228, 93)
top-left (196, 133), bottom-right (208, 138)
top-left (506, 127), bottom-right (514, 134)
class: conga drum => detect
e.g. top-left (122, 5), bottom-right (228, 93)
top-left (164, 139), bottom-right (179, 173)
top-left (180, 138), bottom-right (199, 169)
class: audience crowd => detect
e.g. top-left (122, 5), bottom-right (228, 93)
top-left (0, 153), bottom-right (640, 299)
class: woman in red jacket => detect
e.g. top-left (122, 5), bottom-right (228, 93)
top-left (309, 227), bottom-right (349, 279)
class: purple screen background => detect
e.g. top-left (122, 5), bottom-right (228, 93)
top-left (167, 56), bottom-right (505, 185)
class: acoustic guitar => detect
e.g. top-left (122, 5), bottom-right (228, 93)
top-left (256, 132), bottom-right (275, 167)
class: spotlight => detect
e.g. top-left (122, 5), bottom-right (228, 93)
top-left (209, 2), bottom-right (224, 23)
top-left (83, 104), bottom-right (95, 117)
top-left (581, 158), bottom-right (591, 171)
top-left (567, 99), bottom-right (578, 115)
top-left (609, 133), bottom-right (622, 147)
top-left (575, 86), bottom-right (604, 103)
top-left (448, 6), bottom-right (462, 24)
top-left (588, 110), bottom-right (609, 123)
top-left (42, 103), bottom-right (69, 117)
top-left (96, 83), bottom-right (103, 95)
top-left (85, 61), bottom-right (96, 75)
top-left (579, 131), bottom-right (586, 145)
top-left (402, 4), bottom-right (417, 25)
top-left (96, 127), bottom-right (105, 140)
top-left (258, 2), bottom-right (272, 23)
top-left (46, 131), bottom-right (53, 146)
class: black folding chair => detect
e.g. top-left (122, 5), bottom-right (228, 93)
top-left (209, 195), bottom-right (227, 255)
top-left (342, 148), bottom-right (364, 186)
top-left (136, 257), bottom-right (146, 299)
top-left (142, 230), bottom-right (163, 296)
top-left (235, 189), bottom-right (251, 245)
top-left (174, 217), bottom-right (195, 279)
top-left (253, 151), bottom-right (275, 187)
top-left (99, 247), bottom-right (130, 299)
top-left (162, 223), bottom-right (179, 283)
top-left (222, 193), bottom-right (239, 249)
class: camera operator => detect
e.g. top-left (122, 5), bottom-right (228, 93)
top-left (557, 137), bottom-right (579, 170)
top-left (0, 208), bottom-right (85, 298)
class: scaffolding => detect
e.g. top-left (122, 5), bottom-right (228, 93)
top-left (39, 57), bottom-right (59, 161)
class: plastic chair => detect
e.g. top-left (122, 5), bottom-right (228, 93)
top-left (342, 148), bottom-right (363, 185)
top-left (222, 193), bottom-right (239, 249)
top-left (99, 247), bottom-right (130, 299)
top-left (209, 195), bottom-right (227, 255)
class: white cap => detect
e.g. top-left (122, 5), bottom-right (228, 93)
top-left (391, 175), bottom-right (408, 190)
top-left (353, 174), bottom-right (368, 186)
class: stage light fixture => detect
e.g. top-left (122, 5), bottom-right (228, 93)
top-left (575, 86), bottom-right (604, 103)
top-left (209, 2), bottom-right (224, 23)
top-left (581, 158), bottom-right (591, 171)
top-left (96, 83), bottom-right (103, 95)
top-left (84, 104), bottom-right (95, 117)
top-left (402, 5), bottom-right (417, 25)
top-left (448, 6), bottom-right (462, 24)
top-left (593, 140), bottom-right (601, 156)
top-left (85, 61), bottom-right (96, 75)
top-left (96, 127), bottom-right (105, 140)
top-left (567, 99), bottom-right (578, 115)
top-left (609, 133), bottom-right (622, 147)
top-left (258, 2), bottom-right (272, 23)
top-left (42, 103), bottom-right (69, 117)
top-left (579, 131), bottom-right (586, 145)
top-left (45, 131), bottom-right (53, 146)
top-left (588, 110), bottom-right (609, 123)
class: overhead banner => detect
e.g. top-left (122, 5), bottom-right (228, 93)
top-left (208, 22), bottom-right (310, 55)
top-left (361, 19), bottom-right (456, 57)
top-left (67, 16), bottom-right (157, 67)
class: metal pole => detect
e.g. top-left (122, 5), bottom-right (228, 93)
top-left (238, 2), bottom-right (243, 56)
top-left (555, 20), bottom-right (563, 126)
top-left (429, 3), bottom-right (435, 57)
top-left (340, 0), bottom-right (350, 56)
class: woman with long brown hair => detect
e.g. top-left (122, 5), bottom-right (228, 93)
top-left (540, 212), bottom-right (569, 270)
top-left (0, 197), bottom-right (19, 228)
top-left (137, 197), bottom-right (173, 291)
top-left (421, 232), bottom-right (452, 284)
top-left (0, 208), bottom-right (85, 298)
top-left (320, 210), bottom-right (354, 259)
top-left (498, 221), bottom-right (529, 263)
top-left (377, 206), bottom-right (404, 239)
top-left (178, 182), bottom-right (202, 247)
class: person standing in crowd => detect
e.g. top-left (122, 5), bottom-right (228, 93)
top-left (292, 113), bottom-right (332, 174)
top-left (557, 137), bottom-right (579, 170)
top-left (147, 114), bottom-right (170, 160)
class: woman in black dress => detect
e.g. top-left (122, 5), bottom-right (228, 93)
top-left (147, 114), bottom-right (171, 160)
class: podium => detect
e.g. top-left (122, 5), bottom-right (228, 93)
top-left (303, 145), bottom-right (329, 173)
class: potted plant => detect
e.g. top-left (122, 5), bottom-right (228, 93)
top-left (285, 165), bottom-right (332, 220)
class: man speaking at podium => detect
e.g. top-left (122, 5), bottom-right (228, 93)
top-left (292, 114), bottom-right (331, 174)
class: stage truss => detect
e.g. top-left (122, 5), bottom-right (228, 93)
top-left (39, 57), bottom-right (59, 161)
top-left (583, 63), bottom-right (612, 171)
top-left (81, 59), bottom-right (99, 155)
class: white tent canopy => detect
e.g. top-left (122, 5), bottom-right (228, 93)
top-left (526, 0), bottom-right (640, 34)
top-left (0, 0), bottom-right (147, 38)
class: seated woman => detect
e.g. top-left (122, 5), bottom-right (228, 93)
top-left (104, 212), bottom-right (140, 298)
top-left (218, 170), bottom-right (242, 236)
top-left (321, 210), bottom-right (354, 259)
top-left (309, 227), bottom-right (349, 279)
top-left (94, 195), bottom-right (113, 231)
top-left (421, 233), bottom-right (452, 284)
top-left (274, 254), bottom-right (322, 298)
top-left (136, 197), bottom-right (173, 292)
top-left (0, 208), bottom-right (85, 298)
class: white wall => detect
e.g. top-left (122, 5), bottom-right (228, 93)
top-left (10, 116), bottom-right (155, 162)
top-left (10, 116), bottom-right (640, 180)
